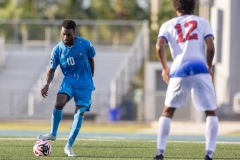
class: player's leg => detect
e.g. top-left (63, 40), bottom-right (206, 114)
top-left (154, 107), bottom-right (176, 160)
top-left (64, 90), bottom-right (92, 157)
top-left (66, 106), bottom-right (87, 147)
top-left (155, 77), bottom-right (187, 160)
top-left (191, 74), bottom-right (218, 160)
top-left (64, 106), bottom-right (86, 157)
top-left (205, 111), bottom-right (218, 160)
top-left (50, 93), bottom-right (69, 137)
top-left (38, 93), bottom-right (69, 141)
top-left (38, 81), bottom-right (73, 141)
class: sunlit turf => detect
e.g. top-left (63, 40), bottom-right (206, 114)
top-left (0, 138), bottom-right (239, 160)
top-left (1, 121), bottom-right (240, 159)
top-left (0, 121), bottom-right (152, 133)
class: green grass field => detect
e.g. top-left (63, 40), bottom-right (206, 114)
top-left (0, 121), bottom-right (240, 159)
top-left (0, 138), bottom-right (239, 160)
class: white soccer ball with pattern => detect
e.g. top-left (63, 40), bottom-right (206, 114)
top-left (33, 140), bottom-right (51, 156)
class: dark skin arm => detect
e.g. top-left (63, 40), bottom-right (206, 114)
top-left (205, 36), bottom-right (217, 116)
top-left (205, 36), bottom-right (215, 77)
top-left (89, 58), bottom-right (94, 77)
top-left (41, 68), bottom-right (55, 98)
top-left (156, 37), bottom-right (170, 84)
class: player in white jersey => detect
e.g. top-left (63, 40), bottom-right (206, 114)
top-left (154, 0), bottom-right (218, 160)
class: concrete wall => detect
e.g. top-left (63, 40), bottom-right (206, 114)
top-left (144, 0), bottom-right (240, 120)
top-left (211, 0), bottom-right (240, 115)
top-left (144, 62), bottom-right (196, 121)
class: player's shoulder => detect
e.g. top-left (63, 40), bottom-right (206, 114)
top-left (76, 36), bottom-right (94, 49)
top-left (52, 41), bottom-right (62, 52)
top-left (190, 15), bottom-right (209, 23)
top-left (161, 16), bottom-right (180, 28)
top-left (76, 36), bottom-right (91, 44)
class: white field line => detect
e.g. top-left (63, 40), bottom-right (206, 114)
top-left (0, 137), bottom-right (239, 144)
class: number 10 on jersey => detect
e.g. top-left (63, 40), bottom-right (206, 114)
top-left (67, 57), bottom-right (75, 66)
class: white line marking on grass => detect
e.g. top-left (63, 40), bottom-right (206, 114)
top-left (0, 137), bottom-right (128, 141)
top-left (0, 137), bottom-right (157, 141)
top-left (0, 138), bottom-right (239, 144)
top-left (168, 140), bottom-right (240, 144)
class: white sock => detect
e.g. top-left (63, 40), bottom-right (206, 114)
top-left (156, 116), bottom-right (171, 155)
top-left (205, 116), bottom-right (218, 158)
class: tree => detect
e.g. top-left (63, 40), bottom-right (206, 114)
top-left (0, 0), bottom-right (47, 19)
top-left (149, 0), bottom-right (175, 61)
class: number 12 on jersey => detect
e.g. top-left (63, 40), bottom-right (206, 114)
top-left (175, 20), bottom-right (198, 43)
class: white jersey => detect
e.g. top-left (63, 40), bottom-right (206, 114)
top-left (158, 15), bottom-right (213, 77)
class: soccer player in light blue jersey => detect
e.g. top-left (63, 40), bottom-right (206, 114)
top-left (38, 19), bottom-right (96, 157)
top-left (154, 0), bottom-right (218, 160)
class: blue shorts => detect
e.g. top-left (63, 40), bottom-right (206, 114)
top-left (58, 81), bottom-right (92, 111)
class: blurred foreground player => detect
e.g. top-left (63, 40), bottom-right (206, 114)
top-left (154, 0), bottom-right (218, 160)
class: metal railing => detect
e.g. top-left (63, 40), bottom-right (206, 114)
top-left (110, 20), bottom-right (149, 109)
top-left (11, 19), bottom-right (148, 118)
top-left (0, 19), bottom-right (143, 46)
top-left (27, 66), bottom-right (60, 117)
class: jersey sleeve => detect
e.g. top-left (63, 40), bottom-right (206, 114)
top-left (202, 19), bottom-right (214, 39)
top-left (157, 22), bottom-right (169, 43)
top-left (87, 42), bottom-right (96, 58)
top-left (50, 46), bottom-right (60, 69)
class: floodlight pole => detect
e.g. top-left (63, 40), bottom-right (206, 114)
top-left (28, 93), bottom-right (34, 116)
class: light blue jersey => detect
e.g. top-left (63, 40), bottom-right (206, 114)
top-left (50, 36), bottom-right (95, 91)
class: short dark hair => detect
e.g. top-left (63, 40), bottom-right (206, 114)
top-left (172, 0), bottom-right (196, 14)
top-left (61, 19), bottom-right (76, 30)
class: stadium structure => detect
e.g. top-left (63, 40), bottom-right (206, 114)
top-left (0, 0), bottom-right (240, 122)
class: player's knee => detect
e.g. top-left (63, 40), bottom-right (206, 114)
top-left (162, 112), bottom-right (173, 118)
top-left (205, 110), bottom-right (217, 117)
top-left (55, 102), bottom-right (65, 110)
top-left (162, 107), bottom-right (175, 118)
top-left (75, 106), bottom-right (87, 115)
top-left (80, 112), bottom-right (85, 116)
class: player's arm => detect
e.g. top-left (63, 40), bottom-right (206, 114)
top-left (41, 68), bottom-right (55, 98)
top-left (205, 36), bottom-right (215, 77)
top-left (156, 37), bottom-right (170, 84)
top-left (88, 58), bottom-right (94, 77)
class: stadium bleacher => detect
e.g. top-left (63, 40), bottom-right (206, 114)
top-left (0, 20), bottom-right (148, 121)
top-left (0, 45), bottom-right (129, 121)
top-left (33, 46), bottom-right (129, 121)
top-left (0, 46), bottom-right (50, 117)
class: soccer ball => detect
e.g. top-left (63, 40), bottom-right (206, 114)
top-left (33, 140), bottom-right (51, 156)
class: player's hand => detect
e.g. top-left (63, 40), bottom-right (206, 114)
top-left (208, 67), bottom-right (213, 81)
top-left (41, 84), bottom-right (49, 98)
top-left (162, 67), bottom-right (170, 84)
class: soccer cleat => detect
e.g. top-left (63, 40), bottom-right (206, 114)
top-left (64, 146), bottom-right (77, 157)
top-left (154, 154), bottom-right (164, 160)
top-left (38, 133), bottom-right (56, 141)
top-left (205, 155), bottom-right (213, 160)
